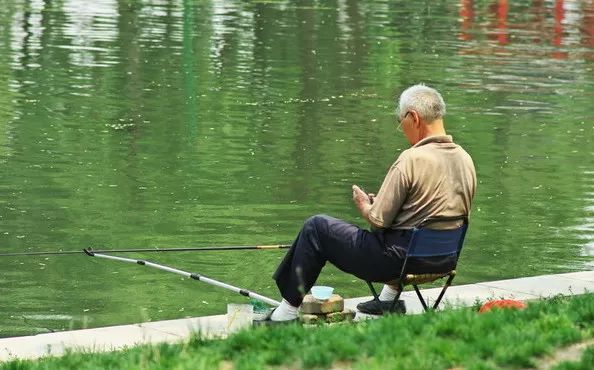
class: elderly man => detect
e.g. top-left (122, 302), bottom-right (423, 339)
top-left (259, 84), bottom-right (476, 323)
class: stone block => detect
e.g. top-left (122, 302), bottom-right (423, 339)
top-left (326, 309), bottom-right (355, 323)
top-left (300, 314), bottom-right (323, 325)
top-left (300, 294), bottom-right (344, 314)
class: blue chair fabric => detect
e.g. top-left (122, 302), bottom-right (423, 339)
top-left (365, 216), bottom-right (469, 313)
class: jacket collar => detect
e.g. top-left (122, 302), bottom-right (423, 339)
top-left (412, 135), bottom-right (453, 148)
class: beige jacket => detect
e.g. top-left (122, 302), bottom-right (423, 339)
top-left (369, 135), bottom-right (476, 229)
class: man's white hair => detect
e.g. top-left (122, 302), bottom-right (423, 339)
top-left (397, 84), bottom-right (446, 122)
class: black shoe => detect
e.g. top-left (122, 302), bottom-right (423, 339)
top-left (356, 299), bottom-right (406, 315)
top-left (252, 309), bottom-right (299, 326)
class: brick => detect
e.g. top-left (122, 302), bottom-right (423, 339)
top-left (300, 294), bottom-right (344, 314)
top-left (326, 309), bottom-right (355, 323)
top-left (300, 314), bottom-right (323, 325)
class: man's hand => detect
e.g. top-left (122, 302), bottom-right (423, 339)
top-left (352, 185), bottom-right (382, 228)
top-left (352, 185), bottom-right (371, 207)
top-left (352, 185), bottom-right (373, 221)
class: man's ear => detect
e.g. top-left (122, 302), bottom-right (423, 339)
top-left (411, 110), bottom-right (421, 128)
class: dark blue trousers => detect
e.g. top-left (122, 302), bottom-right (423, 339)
top-left (273, 214), bottom-right (412, 307)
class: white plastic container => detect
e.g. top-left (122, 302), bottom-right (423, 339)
top-left (311, 285), bottom-right (334, 300)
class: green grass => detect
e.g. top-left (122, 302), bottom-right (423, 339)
top-left (3, 294), bottom-right (594, 370)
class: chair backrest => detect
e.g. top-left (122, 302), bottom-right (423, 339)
top-left (406, 216), bottom-right (469, 259)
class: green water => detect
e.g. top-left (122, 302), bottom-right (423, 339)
top-left (0, 0), bottom-right (592, 337)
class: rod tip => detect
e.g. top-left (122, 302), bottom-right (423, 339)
top-left (83, 248), bottom-right (95, 257)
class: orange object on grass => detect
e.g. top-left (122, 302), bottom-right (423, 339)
top-left (478, 299), bottom-right (527, 313)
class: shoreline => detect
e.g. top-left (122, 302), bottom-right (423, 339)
top-left (1, 270), bottom-right (593, 362)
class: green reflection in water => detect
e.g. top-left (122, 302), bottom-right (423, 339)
top-left (0, 0), bottom-right (593, 337)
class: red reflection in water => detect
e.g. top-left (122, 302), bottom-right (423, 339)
top-left (459, 0), bottom-right (474, 41)
top-left (551, 0), bottom-right (567, 59)
top-left (488, 0), bottom-right (509, 45)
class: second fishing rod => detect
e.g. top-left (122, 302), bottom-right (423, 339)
top-left (83, 248), bottom-right (281, 307)
top-left (0, 244), bottom-right (291, 257)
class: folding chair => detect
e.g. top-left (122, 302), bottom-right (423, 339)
top-left (365, 216), bottom-right (469, 313)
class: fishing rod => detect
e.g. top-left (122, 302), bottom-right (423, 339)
top-left (0, 244), bottom-right (291, 257)
top-left (83, 248), bottom-right (281, 307)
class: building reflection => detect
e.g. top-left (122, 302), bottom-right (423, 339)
top-left (458, 0), bottom-right (594, 61)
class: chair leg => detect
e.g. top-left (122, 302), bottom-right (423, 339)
top-left (367, 281), bottom-right (405, 314)
top-left (413, 285), bottom-right (429, 311)
top-left (366, 281), bottom-right (380, 301)
top-left (432, 274), bottom-right (456, 310)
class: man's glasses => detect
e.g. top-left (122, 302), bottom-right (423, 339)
top-left (396, 111), bottom-right (410, 132)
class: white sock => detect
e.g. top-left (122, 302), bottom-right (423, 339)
top-left (378, 284), bottom-right (399, 301)
top-left (270, 299), bottom-right (299, 321)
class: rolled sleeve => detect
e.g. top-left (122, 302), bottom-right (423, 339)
top-left (369, 165), bottom-right (409, 228)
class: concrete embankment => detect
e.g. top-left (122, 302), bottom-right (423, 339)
top-left (1, 271), bottom-right (592, 362)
